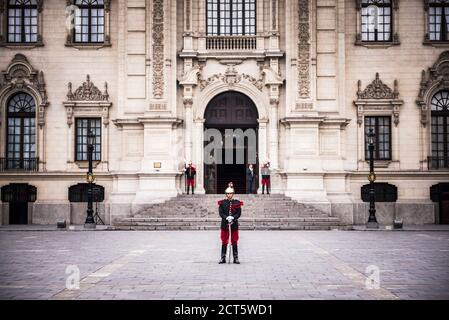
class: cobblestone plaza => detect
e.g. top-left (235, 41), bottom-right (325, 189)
top-left (0, 229), bottom-right (448, 300)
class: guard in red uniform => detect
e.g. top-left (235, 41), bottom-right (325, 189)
top-left (218, 186), bottom-right (243, 264)
top-left (261, 161), bottom-right (271, 194)
top-left (184, 161), bottom-right (196, 194)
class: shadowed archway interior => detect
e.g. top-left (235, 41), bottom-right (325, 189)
top-left (204, 91), bottom-right (259, 194)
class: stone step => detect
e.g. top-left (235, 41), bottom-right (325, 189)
top-left (113, 193), bottom-right (345, 231)
top-left (113, 226), bottom-right (346, 231)
top-left (119, 217), bottom-right (341, 222)
top-left (113, 217), bottom-right (349, 230)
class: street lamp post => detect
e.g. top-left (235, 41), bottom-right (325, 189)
top-left (366, 128), bottom-right (379, 229)
top-left (84, 129), bottom-right (96, 229)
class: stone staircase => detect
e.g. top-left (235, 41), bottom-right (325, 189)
top-left (113, 194), bottom-right (352, 230)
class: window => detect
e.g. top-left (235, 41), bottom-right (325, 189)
top-left (428, 0), bottom-right (449, 41)
top-left (365, 116), bottom-right (391, 160)
top-left (360, 0), bottom-right (392, 42)
top-left (5, 93), bottom-right (36, 169)
top-left (75, 118), bottom-right (101, 161)
top-left (430, 91), bottom-right (449, 168)
top-left (74, 0), bottom-right (105, 43)
top-left (206, 0), bottom-right (256, 36)
top-left (7, 0), bottom-right (38, 43)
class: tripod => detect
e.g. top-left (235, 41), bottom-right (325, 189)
top-left (93, 201), bottom-right (105, 225)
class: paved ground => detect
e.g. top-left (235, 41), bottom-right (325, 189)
top-left (0, 230), bottom-right (448, 300)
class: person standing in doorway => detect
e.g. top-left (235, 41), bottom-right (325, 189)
top-left (218, 186), bottom-right (243, 264)
top-left (184, 161), bottom-right (196, 194)
top-left (261, 161), bottom-right (271, 194)
top-left (246, 164), bottom-right (255, 194)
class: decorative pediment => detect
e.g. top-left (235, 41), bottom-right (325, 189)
top-left (64, 75), bottom-right (112, 127)
top-left (67, 75), bottom-right (109, 101)
top-left (0, 54), bottom-right (48, 127)
top-left (354, 73), bottom-right (403, 127)
top-left (357, 73), bottom-right (399, 100)
top-left (417, 51), bottom-right (449, 127)
top-left (199, 65), bottom-right (264, 91)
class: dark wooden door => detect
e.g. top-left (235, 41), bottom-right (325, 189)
top-left (204, 91), bottom-right (259, 194)
top-left (9, 202), bottom-right (28, 224)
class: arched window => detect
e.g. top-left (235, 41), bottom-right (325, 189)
top-left (7, 0), bottom-right (38, 43)
top-left (361, 0), bottom-right (392, 42)
top-left (74, 0), bottom-right (105, 43)
top-left (428, 0), bottom-right (449, 41)
top-left (5, 92), bottom-right (36, 170)
top-left (206, 0), bottom-right (256, 36)
top-left (430, 91), bottom-right (449, 169)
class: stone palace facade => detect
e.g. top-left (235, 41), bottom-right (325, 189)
top-left (0, 0), bottom-right (449, 226)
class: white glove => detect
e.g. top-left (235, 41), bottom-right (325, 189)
top-left (226, 216), bottom-right (234, 222)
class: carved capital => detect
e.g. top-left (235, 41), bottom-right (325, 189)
top-left (183, 97), bottom-right (193, 107)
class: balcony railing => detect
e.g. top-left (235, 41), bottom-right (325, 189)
top-left (0, 158), bottom-right (39, 172)
top-left (428, 156), bottom-right (449, 170)
top-left (206, 36), bottom-right (257, 51)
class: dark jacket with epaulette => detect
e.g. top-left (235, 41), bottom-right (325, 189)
top-left (218, 199), bottom-right (243, 230)
top-left (185, 166), bottom-right (196, 179)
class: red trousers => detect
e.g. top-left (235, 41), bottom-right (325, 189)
top-left (262, 177), bottom-right (270, 185)
top-left (187, 178), bottom-right (195, 187)
top-left (221, 228), bottom-right (239, 245)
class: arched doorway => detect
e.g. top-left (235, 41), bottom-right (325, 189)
top-left (204, 91), bottom-right (259, 194)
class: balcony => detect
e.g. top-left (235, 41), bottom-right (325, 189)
top-left (0, 158), bottom-right (39, 172)
top-left (428, 156), bottom-right (449, 170)
top-left (205, 36), bottom-right (257, 51)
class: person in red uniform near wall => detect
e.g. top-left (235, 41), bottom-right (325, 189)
top-left (184, 161), bottom-right (196, 194)
top-left (218, 185), bottom-right (243, 264)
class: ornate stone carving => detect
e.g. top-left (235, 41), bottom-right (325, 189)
top-left (149, 103), bottom-right (168, 110)
top-left (354, 73), bottom-right (403, 127)
top-left (179, 64), bottom-right (201, 86)
top-left (185, 0), bottom-right (191, 30)
top-left (199, 65), bottom-right (264, 91)
top-left (298, 0), bottom-right (310, 99)
top-left (152, 0), bottom-right (165, 99)
top-left (357, 73), bottom-right (399, 100)
top-left (64, 75), bottom-right (112, 128)
top-left (417, 51), bottom-right (449, 126)
top-left (295, 102), bottom-right (313, 110)
top-left (66, 75), bottom-right (109, 101)
top-left (183, 97), bottom-right (193, 107)
top-left (0, 54), bottom-right (48, 127)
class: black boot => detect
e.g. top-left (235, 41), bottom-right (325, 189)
top-left (232, 244), bottom-right (240, 264)
top-left (218, 245), bottom-right (227, 264)
top-left (187, 185), bottom-right (190, 195)
top-left (192, 186), bottom-right (194, 195)
top-left (262, 185), bottom-right (265, 194)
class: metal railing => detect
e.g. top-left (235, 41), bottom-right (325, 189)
top-left (0, 158), bottom-right (39, 172)
top-left (427, 156), bottom-right (449, 170)
top-left (206, 36), bottom-right (257, 51)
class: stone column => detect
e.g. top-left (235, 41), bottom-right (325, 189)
top-left (194, 118), bottom-right (205, 194)
top-left (269, 97), bottom-right (279, 169)
top-left (184, 97), bottom-right (193, 162)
